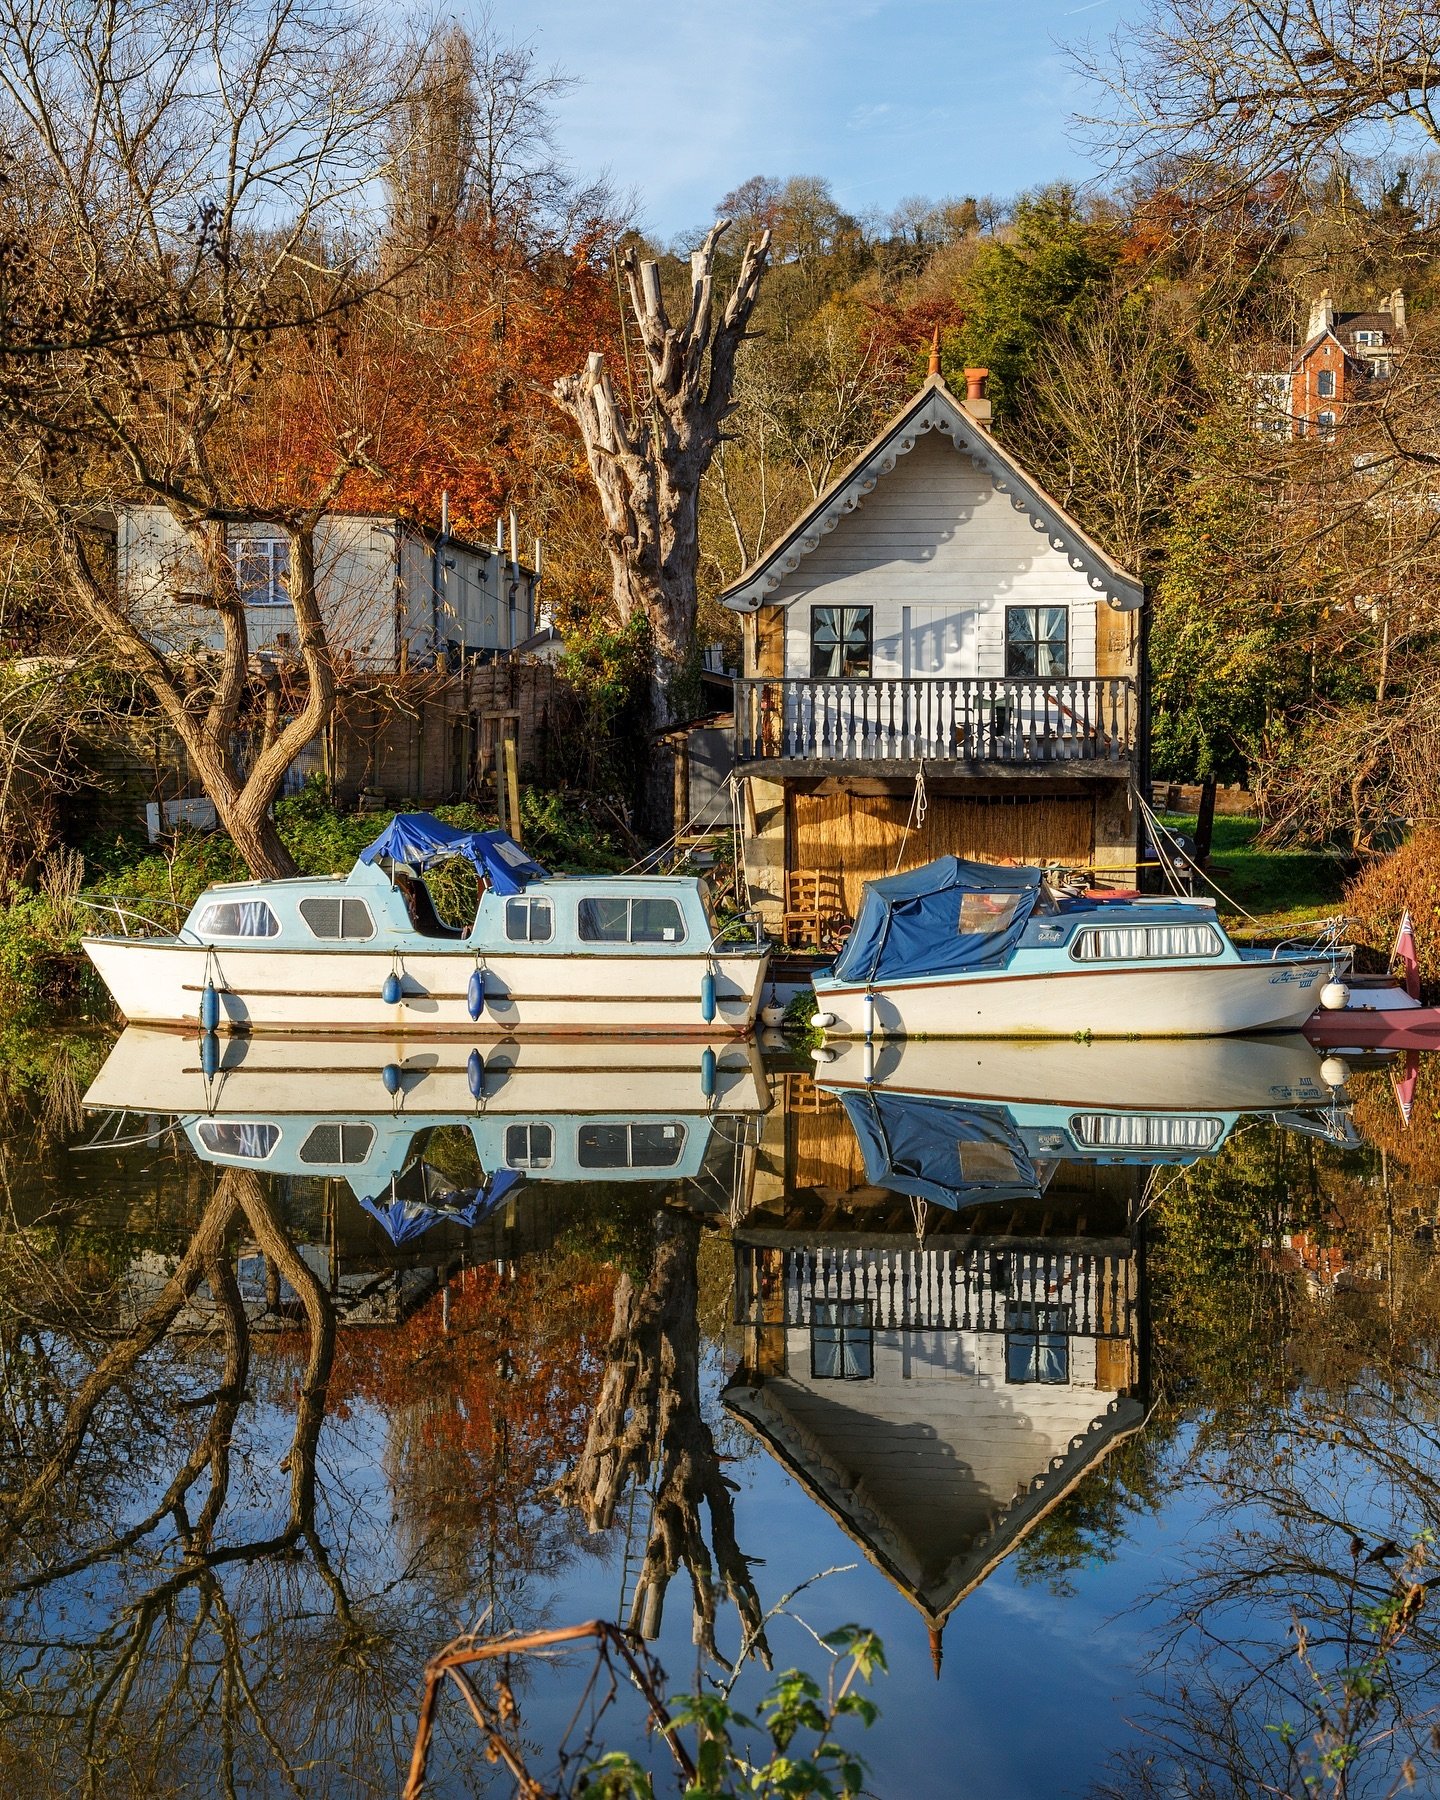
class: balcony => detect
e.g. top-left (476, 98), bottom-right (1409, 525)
top-left (733, 675), bottom-right (1137, 776)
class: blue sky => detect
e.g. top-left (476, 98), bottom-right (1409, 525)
top-left (485, 0), bottom-right (1142, 239)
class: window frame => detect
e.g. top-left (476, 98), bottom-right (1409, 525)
top-left (196, 899), bottom-right (281, 939)
top-left (577, 1120), bottom-right (687, 1170)
top-left (504, 896), bottom-right (554, 943)
top-left (1317, 409), bottom-right (1337, 435)
top-left (809, 605), bottom-right (874, 680)
top-left (1004, 605), bottom-right (1069, 679)
top-left (196, 1119), bottom-right (281, 1161)
top-left (809, 1298), bottom-right (875, 1381)
top-left (298, 1121), bottom-right (376, 1166)
top-left (576, 895), bottom-right (687, 946)
top-left (504, 1122), bottom-right (554, 1170)
top-left (1004, 1300), bottom-right (1072, 1385)
top-left (1069, 922), bottom-right (1225, 964)
top-left (1316, 368), bottom-right (1336, 398)
top-left (231, 535), bottom-right (291, 608)
top-left (298, 896), bottom-right (375, 941)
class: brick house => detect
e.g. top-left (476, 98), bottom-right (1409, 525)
top-left (1258, 288), bottom-right (1406, 437)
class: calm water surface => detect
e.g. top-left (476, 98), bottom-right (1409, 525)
top-left (3, 1024), bottom-right (1439, 1798)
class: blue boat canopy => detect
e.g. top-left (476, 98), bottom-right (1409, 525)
top-left (357, 1166), bottom-right (524, 1244)
top-left (828, 856), bottom-right (1044, 986)
top-left (836, 1088), bottom-right (1040, 1208)
top-left (358, 813), bottom-right (549, 895)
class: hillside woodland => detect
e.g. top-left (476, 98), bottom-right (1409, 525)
top-left (4, 0), bottom-right (1440, 877)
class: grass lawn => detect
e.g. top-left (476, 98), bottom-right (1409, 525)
top-left (1160, 813), bottom-right (1350, 935)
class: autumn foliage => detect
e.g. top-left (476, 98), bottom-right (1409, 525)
top-left (1345, 831), bottom-right (1440, 996)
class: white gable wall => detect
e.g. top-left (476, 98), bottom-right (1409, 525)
top-left (771, 433), bottom-right (1100, 680)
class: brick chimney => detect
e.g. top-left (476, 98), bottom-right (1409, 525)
top-left (961, 367), bottom-right (992, 427)
top-left (1307, 288), bottom-right (1335, 341)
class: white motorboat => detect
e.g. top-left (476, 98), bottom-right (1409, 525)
top-left (811, 858), bottom-right (1347, 1039)
top-left (83, 814), bottom-right (770, 1038)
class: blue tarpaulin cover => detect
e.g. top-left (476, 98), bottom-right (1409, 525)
top-left (835, 1087), bottom-right (1040, 1208)
top-left (358, 813), bottom-right (549, 895)
top-left (357, 1167), bottom-right (524, 1244)
top-left (827, 856), bottom-right (1043, 986)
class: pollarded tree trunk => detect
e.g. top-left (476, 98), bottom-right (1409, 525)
top-left (554, 222), bottom-right (771, 764)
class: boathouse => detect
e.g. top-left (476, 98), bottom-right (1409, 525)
top-left (721, 362), bottom-right (1146, 939)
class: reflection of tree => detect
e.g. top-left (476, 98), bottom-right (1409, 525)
top-left (1097, 1119), bottom-right (1440, 1799)
top-left (0, 1166), bottom-right (457, 1797)
top-left (563, 1207), bottom-right (769, 1667)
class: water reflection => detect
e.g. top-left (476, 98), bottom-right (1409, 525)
top-left (0, 1025), bottom-right (1431, 1794)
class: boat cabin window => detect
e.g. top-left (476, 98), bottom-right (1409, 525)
top-left (196, 1120), bottom-right (279, 1160)
top-left (299, 897), bottom-right (375, 941)
top-left (577, 896), bottom-right (686, 945)
top-left (505, 1123), bottom-right (553, 1169)
top-left (1071, 1112), bottom-right (1223, 1152)
top-left (196, 900), bottom-right (279, 938)
top-left (299, 1122), bottom-right (376, 1165)
top-left (1071, 923), bottom-right (1223, 963)
top-left (1005, 1301), bottom-right (1070, 1384)
top-left (811, 1300), bottom-right (874, 1381)
top-left (505, 897), bottom-right (553, 943)
top-left (577, 1122), bottom-right (686, 1169)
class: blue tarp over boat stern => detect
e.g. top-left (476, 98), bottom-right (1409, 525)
top-left (835, 1087), bottom-right (1041, 1208)
top-left (358, 813), bottom-right (549, 895)
top-left (827, 856), bottom-right (1044, 986)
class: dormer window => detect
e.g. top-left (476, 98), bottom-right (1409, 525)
top-left (1353, 329), bottom-right (1384, 347)
top-left (1316, 369), bottom-right (1335, 399)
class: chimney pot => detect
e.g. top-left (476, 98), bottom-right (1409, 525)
top-left (964, 367), bottom-right (989, 402)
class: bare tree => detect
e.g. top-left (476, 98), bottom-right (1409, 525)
top-left (1081, 1), bottom-right (1440, 200)
top-left (0, 0), bottom-right (420, 877)
top-left (553, 220), bottom-right (771, 745)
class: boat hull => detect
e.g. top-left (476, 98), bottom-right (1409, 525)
top-left (813, 957), bottom-right (1332, 1039)
top-left (83, 938), bottom-right (769, 1037)
top-left (815, 1033), bottom-right (1334, 1112)
top-left (83, 1029), bottom-right (769, 1117)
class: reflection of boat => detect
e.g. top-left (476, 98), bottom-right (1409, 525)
top-left (83, 1029), bottom-right (768, 1118)
top-left (819, 1032), bottom-right (1339, 1114)
top-left (85, 1031), bottom-right (768, 1246)
top-left (820, 1036), bottom-right (1352, 1216)
top-left (84, 814), bottom-right (769, 1037)
top-left (812, 857), bottom-right (1341, 1038)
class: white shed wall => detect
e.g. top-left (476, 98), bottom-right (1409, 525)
top-left (772, 433), bottom-right (1100, 680)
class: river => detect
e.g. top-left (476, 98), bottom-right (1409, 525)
top-left (1, 1022), bottom-right (1436, 1798)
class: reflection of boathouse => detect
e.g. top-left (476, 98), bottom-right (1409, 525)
top-left (724, 1074), bottom-right (1146, 1662)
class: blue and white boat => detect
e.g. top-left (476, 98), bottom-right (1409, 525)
top-left (811, 857), bottom-right (1347, 1039)
top-left (83, 814), bottom-right (770, 1038)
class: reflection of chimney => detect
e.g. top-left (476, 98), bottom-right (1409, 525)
top-left (1307, 288), bottom-right (1335, 341)
top-left (961, 367), bottom-right (992, 427)
top-left (928, 1622), bottom-right (944, 1679)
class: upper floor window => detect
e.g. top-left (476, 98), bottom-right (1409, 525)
top-left (811, 1299), bottom-right (874, 1380)
top-left (299, 897), bottom-right (374, 940)
top-left (1005, 606), bottom-right (1068, 678)
top-left (505, 897), bottom-right (553, 942)
top-left (1316, 368), bottom-right (1335, 398)
top-left (232, 536), bottom-right (290, 607)
top-left (577, 896), bottom-right (686, 944)
top-left (810, 606), bottom-right (872, 679)
top-left (1353, 329), bottom-right (1384, 346)
top-left (196, 899), bottom-right (279, 938)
